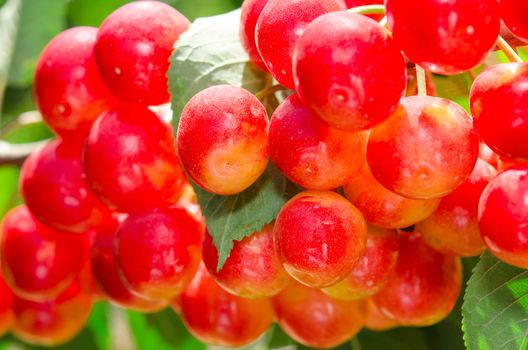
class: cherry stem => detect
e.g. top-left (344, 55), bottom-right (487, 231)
top-left (379, 16), bottom-right (388, 27)
top-left (496, 35), bottom-right (523, 63)
top-left (416, 65), bottom-right (427, 96)
top-left (346, 4), bottom-right (385, 15)
top-left (255, 84), bottom-right (287, 101)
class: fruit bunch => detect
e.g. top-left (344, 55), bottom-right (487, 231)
top-left (1, 0), bottom-right (528, 348)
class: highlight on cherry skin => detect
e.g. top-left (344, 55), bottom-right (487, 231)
top-left (177, 84), bottom-right (269, 195)
top-left (274, 190), bottom-right (367, 288)
top-left (202, 223), bottom-right (291, 298)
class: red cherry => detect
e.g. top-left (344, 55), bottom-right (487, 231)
top-left (34, 26), bottom-right (115, 139)
top-left (500, 0), bottom-right (528, 42)
top-left (0, 269), bottom-right (14, 337)
top-left (240, 0), bottom-right (271, 71)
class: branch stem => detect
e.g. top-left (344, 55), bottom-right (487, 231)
top-left (416, 65), bottom-right (427, 96)
top-left (255, 84), bottom-right (286, 101)
top-left (496, 35), bottom-right (523, 63)
top-left (346, 4), bottom-right (385, 15)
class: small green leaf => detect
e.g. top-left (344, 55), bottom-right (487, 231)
top-left (462, 251), bottom-right (528, 350)
top-left (193, 163), bottom-right (299, 270)
top-left (168, 9), bottom-right (267, 125)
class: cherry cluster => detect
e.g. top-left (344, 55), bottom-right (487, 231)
top-left (1, 0), bottom-right (528, 348)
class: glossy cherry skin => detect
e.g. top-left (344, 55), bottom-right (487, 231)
top-left (34, 26), bottom-right (115, 139)
top-left (274, 190), bottom-right (367, 288)
top-left (178, 264), bottom-right (274, 347)
top-left (255, 0), bottom-right (345, 88)
top-left (293, 12), bottom-right (407, 131)
top-left (416, 159), bottom-right (497, 257)
top-left (1, 205), bottom-right (90, 301)
top-left (240, 0), bottom-right (271, 71)
top-left (385, 0), bottom-right (500, 74)
top-left (116, 206), bottom-right (203, 300)
top-left (364, 298), bottom-right (398, 332)
top-left (0, 270), bottom-right (14, 337)
top-left (20, 139), bottom-right (111, 233)
top-left (268, 94), bottom-right (367, 190)
top-left (203, 223), bottom-right (290, 298)
top-left (177, 85), bottom-right (269, 195)
top-left (272, 280), bottom-right (365, 349)
top-left (323, 226), bottom-right (399, 300)
top-left (470, 62), bottom-right (528, 161)
top-left (500, 0), bottom-right (528, 42)
top-left (367, 95), bottom-right (479, 199)
top-left (373, 232), bottom-right (462, 326)
top-left (91, 221), bottom-right (168, 312)
top-left (95, 1), bottom-right (190, 105)
top-left (12, 279), bottom-right (93, 346)
top-left (84, 104), bottom-right (187, 213)
top-left (343, 164), bottom-right (440, 229)
top-left (478, 165), bottom-right (528, 268)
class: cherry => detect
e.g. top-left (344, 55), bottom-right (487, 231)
top-left (0, 269), bottom-right (14, 337)
top-left (20, 139), bottom-right (111, 234)
top-left (239, 0), bottom-right (271, 71)
top-left (12, 279), bottom-right (93, 346)
top-left (293, 12), bottom-right (407, 131)
top-left (178, 264), bottom-right (274, 347)
top-left (478, 165), bottom-right (528, 268)
top-left (274, 190), bottom-right (367, 288)
top-left (255, 0), bottom-right (345, 88)
top-left (343, 164), bottom-right (440, 229)
top-left (34, 26), bottom-right (115, 139)
top-left (91, 220), bottom-right (168, 312)
top-left (323, 225), bottom-right (399, 300)
top-left (373, 232), bottom-right (462, 326)
top-left (416, 159), bottom-right (497, 257)
top-left (367, 95), bottom-right (479, 199)
top-left (94, 1), bottom-right (190, 105)
top-left (272, 280), bottom-right (365, 349)
top-left (115, 206), bottom-right (203, 300)
top-left (364, 298), bottom-right (398, 332)
top-left (203, 223), bottom-right (290, 298)
top-left (500, 0), bottom-right (528, 42)
top-left (470, 62), bottom-right (528, 161)
top-left (177, 85), bottom-right (269, 195)
top-left (268, 94), bottom-right (367, 190)
top-left (1, 205), bottom-right (90, 301)
top-left (385, 0), bottom-right (500, 74)
top-left (84, 104), bottom-right (187, 213)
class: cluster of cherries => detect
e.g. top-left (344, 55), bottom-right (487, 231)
top-left (1, 0), bottom-right (528, 348)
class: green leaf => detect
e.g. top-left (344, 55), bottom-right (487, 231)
top-left (8, 0), bottom-right (67, 87)
top-left (168, 9), bottom-right (267, 125)
top-left (462, 251), bottom-right (528, 350)
top-left (0, 165), bottom-right (18, 218)
top-left (128, 308), bottom-right (205, 350)
top-left (192, 163), bottom-right (299, 270)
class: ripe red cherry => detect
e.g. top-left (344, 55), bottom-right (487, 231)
top-left (255, 0), bottom-right (345, 88)
top-left (385, 0), bottom-right (500, 74)
top-left (21, 139), bottom-right (111, 233)
top-left (470, 62), bottom-right (528, 161)
top-left (94, 1), bottom-right (190, 105)
top-left (178, 264), bottom-right (274, 347)
top-left (12, 279), bottom-right (93, 346)
top-left (274, 190), bottom-right (367, 288)
top-left (0, 270), bottom-right (14, 337)
top-left (500, 0), bottom-right (528, 42)
top-left (323, 226), bottom-right (399, 300)
top-left (364, 298), bottom-right (398, 332)
top-left (478, 165), bottom-right (528, 268)
top-left (91, 221), bottom-right (168, 312)
top-left (268, 94), bottom-right (367, 190)
top-left (177, 85), bottom-right (269, 195)
top-left (115, 206), bottom-right (203, 300)
top-left (203, 223), bottom-right (290, 298)
top-left (1, 205), bottom-right (90, 301)
top-left (272, 280), bottom-right (365, 348)
top-left (293, 12), bottom-right (407, 131)
top-left (343, 164), bottom-right (440, 229)
top-left (84, 104), bottom-right (187, 213)
top-left (373, 232), bottom-right (462, 326)
top-left (240, 0), bottom-right (271, 71)
top-left (416, 159), bottom-right (497, 257)
top-left (367, 95), bottom-right (479, 199)
top-left (34, 26), bottom-right (115, 139)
